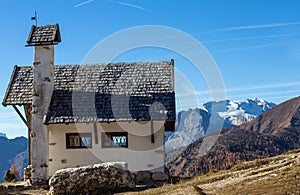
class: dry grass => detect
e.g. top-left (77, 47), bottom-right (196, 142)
top-left (0, 181), bottom-right (48, 195)
top-left (2, 149), bottom-right (299, 195)
top-left (118, 149), bottom-right (300, 195)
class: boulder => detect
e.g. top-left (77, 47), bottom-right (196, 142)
top-left (49, 162), bottom-right (135, 195)
top-left (152, 172), bottom-right (168, 181)
top-left (136, 171), bottom-right (151, 184)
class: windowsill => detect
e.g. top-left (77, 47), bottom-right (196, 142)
top-left (66, 146), bottom-right (92, 149)
top-left (101, 146), bottom-right (128, 149)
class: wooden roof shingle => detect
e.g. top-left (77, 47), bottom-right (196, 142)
top-left (26, 24), bottom-right (61, 46)
top-left (2, 61), bottom-right (176, 124)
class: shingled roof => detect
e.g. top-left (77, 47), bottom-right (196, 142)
top-left (26, 24), bottom-right (61, 46)
top-left (2, 61), bottom-right (175, 124)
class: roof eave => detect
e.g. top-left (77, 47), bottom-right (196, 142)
top-left (54, 23), bottom-right (62, 43)
top-left (25, 42), bottom-right (58, 47)
top-left (2, 65), bottom-right (18, 107)
top-left (26, 25), bottom-right (36, 45)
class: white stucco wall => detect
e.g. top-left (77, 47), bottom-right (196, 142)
top-left (47, 121), bottom-right (166, 177)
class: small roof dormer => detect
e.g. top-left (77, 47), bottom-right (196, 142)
top-left (26, 23), bottom-right (61, 46)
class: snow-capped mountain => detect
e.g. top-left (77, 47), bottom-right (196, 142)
top-left (165, 98), bottom-right (276, 151)
top-left (167, 96), bottom-right (300, 177)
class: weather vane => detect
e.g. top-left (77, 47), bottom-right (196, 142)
top-left (31, 11), bottom-right (37, 26)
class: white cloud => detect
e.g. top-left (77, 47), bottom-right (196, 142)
top-left (0, 123), bottom-right (26, 129)
top-left (177, 81), bottom-right (300, 97)
top-left (0, 122), bottom-right (27, 139)
top-left (213, 44), bottom-right (271, 53)
top-left (0, 112), bottom-right (20, 120)
top-left (202, 33), bottom-right (300, 44)
top-left (215, 22), bottom-right (300, 32)
top-left (110, 0), bottom-right (151, 12)
top-left (228, 81), bottom-right (300, 92)
top-left (226, 89), bottom-right (300, 100)
top-left (74, 0), bottom-right (94, 7)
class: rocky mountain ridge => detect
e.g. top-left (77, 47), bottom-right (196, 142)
top-left (167, 96), bottom-right (300, 177)
top-left (165, 98), bottom-right (276, 151)
top-left (0, 136), bottom-right (28, 182)
top-left (0, 133), bottom-right (7, 138)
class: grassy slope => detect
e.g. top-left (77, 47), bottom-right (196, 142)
top-left (118, 149), bottom-right (300, 195)
top-left (1, 149), bottom-right (299, 195)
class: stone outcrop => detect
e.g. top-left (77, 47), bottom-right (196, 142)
top-left (136, 171), bottom-right (151, 184)
top-left (135, 171), bottom-right (169, 187)
top-left (152, 172), bottom-right (169, 181)
top-left (49, 162), bottom-right (135, 195)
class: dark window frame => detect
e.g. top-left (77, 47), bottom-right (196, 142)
top-left (66, 133), bottom-right (92, 149)
top-left (101, 132), bottom-right (128, 148)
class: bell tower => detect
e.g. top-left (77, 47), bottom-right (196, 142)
top-left (26, 24), bottom-right (61, 184)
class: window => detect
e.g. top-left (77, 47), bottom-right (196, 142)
top-left (66, 133), bottom-right (92, 149)
top-left (102, 132), bottom-right (128, 148)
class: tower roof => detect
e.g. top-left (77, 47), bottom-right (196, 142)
top-left (26, 24), bottom-right (61, 46)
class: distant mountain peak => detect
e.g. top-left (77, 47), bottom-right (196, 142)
top-left (0, 133), bottom-right (7, 138)
top-left (165, 98), bottom-right (276, 151)
top-left (232, 96), bottom-right (300, 135)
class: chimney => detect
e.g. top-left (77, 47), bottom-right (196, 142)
top-left (26, 24), bottom-right (61, 183)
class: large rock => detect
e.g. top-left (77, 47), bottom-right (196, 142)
top-left (152, 172), bottom-right (168, 181)
top-left (136, 171), bottom-right (151, 184)
top-left (49, 162), bottom-right (135, 195)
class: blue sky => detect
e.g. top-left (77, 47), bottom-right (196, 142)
top-left (0, 0), bottom-right (300, 138)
